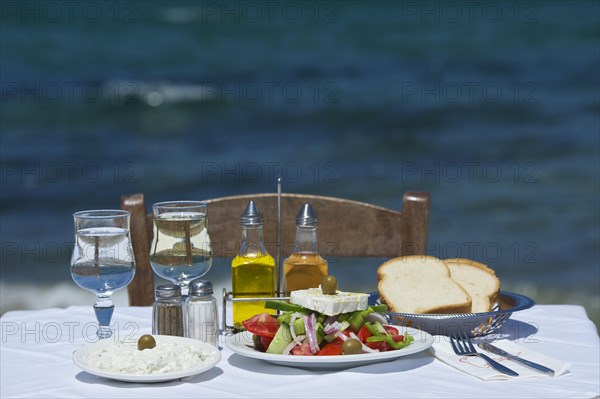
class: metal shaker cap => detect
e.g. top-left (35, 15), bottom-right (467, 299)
top-left (188, 279), bottom-right (213, 296)
top-left (241, 200), bottom-right (263, 226)
top-left (296, 203), bottom-right (318, 227)
top-left (155, 284), bottom-right (181, 298)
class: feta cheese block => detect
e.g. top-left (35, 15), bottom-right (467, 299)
top-left (290, 288), bottom-right (369, 316)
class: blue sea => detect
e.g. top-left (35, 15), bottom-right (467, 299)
top-left (0, 1), bottom-right (598, 325)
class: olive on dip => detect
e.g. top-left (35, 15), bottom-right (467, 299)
top-left (321, 275), bottom-right (338, 295)
top-left (137, 334), bottom-right (157, 351)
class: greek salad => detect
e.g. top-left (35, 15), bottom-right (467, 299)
top-left (242, 300), bottom-right (414, 356)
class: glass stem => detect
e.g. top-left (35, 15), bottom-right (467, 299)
top-left (94, 296), bottom-right (114, 339)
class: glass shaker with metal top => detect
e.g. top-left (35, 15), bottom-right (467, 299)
top-left (186, 279), bottom-right (219, 347)
top-left (152, 284), bottom-right (185, 336)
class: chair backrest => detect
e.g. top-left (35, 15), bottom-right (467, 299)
top-left (121, 191), bottom-right (430, 306)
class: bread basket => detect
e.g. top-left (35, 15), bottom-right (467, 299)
top-left (377, 291), bottom-right (535, 337)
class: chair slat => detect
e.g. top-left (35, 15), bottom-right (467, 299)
top-left (120, 194), bottom-right (155, 306)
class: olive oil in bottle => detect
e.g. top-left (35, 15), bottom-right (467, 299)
top-left (231, 201), bottom-right (275, 329)
top-left (283, 203), bottom-right (328, 294)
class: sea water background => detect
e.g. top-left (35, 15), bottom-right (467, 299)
top-left (1, 1), bottom-right (598, 328)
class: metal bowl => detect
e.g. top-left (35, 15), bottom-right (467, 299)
top-left (384, 291), bottom-right (535, 337)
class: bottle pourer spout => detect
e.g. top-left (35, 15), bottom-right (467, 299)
top-left (241, 200), bottom-right (263, 226)
top-left (296, 203), bottom-right (317, 227)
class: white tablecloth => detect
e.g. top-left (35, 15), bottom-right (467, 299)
top-left (1, 305), bottom-right (598, 398)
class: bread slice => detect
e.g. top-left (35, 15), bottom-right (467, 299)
top-left (377, 255), bottom-right (472, 314)
top-left (445, 258), bottom-right (500, 313)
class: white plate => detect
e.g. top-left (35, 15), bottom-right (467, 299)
top-left (226, 326), bottom-right (433, 370)
top-left (73, 335), bottom-right (221, 383)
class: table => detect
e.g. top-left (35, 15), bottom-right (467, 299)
top-left (1, 305), bottom-right (598, 398)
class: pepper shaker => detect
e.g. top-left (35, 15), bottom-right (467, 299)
top-left (186, 279), bottom-right (219, 347)
top-left (152, 284), bottom-right (185, 336)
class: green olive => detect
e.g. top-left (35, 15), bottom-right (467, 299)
top-left (342, 338), bottom-right (362, 355)
top-left (137, 334), bottom-right (156, 351)
top-left (321, 275), bottom-right (338, 295)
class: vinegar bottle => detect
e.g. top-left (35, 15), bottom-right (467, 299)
top-left (283, 203), bottom-right (328, 294)
top-left (231, 201), bottom-right (275, 329)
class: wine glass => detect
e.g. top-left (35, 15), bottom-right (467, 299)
top-left (150, 201), bottom-right (212, 295)
top-left (70, 210), bottom-right (135, 339)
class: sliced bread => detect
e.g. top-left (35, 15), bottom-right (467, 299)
top-left (445, 258), bottom-right (500, 313)
top-left (377, 255), bottom-right (472, 314)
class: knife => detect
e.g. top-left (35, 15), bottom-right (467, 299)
top-left (478, 342), bottom-right (555, 376)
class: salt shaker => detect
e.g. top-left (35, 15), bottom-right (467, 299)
top-left (152, 284), bottom-right (185, 336)
top-left (186, 279), bottom-right (219, 347)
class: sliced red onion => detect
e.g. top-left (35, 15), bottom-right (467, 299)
top-left (349, 332), bottom-right (379, 353)
top-left (324, 315), bottom-right (337, 326)
top-left (323, 321), bottom-right (340, 335)
top-left (304, 314), bottom-right (319, 354)
top-left (281, 335), bottom-right (306, 355)
top-left (289, 313), bottom-right (300, 341)
top-left (335, 331), bottom-right (349, 342)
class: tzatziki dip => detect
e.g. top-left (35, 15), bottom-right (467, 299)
top-left (86, 339), bottom-right (216, 375)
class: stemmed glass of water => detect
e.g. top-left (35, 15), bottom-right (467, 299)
top-left (150, 201), bottom-right (212, 295)
top-left (70, 210), bottom-right (135, 339)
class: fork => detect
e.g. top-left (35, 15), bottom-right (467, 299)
top-left (450, 333), bottom-right (519, 377)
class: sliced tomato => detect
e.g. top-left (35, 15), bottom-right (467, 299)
top-left (261, 335), bottom-right (273, 349)
top-left (316, 340), bottom-right (343, 356)
top-left (365, 341), bottom-right (385, 351)
top-left (291, 342), bottom-right (313, 356)
top-left (392, 334), bottom-right (405, 342)
top-left (384, 326), bottom-right (400, 336)
top-left (357, 324), bottom-right (372, 342)
top-left (242, 313), bottom-right (279, 338)
top-left (365, 340), bottom-right (391, 351)
top-left (328, 335), bottom-right (345, 344)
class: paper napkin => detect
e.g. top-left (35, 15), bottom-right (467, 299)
top-left (430, 336), bottom-right (571, 381)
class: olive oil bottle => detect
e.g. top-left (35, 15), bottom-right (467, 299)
top-left (283, 203), bottom-right (328, 294)
top-left (231, 201), bottom-right (275, 329)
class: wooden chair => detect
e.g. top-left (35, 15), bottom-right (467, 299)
top-left (121, 192), bottom-right (430, 306)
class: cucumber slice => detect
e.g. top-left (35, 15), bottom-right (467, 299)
top-left (339, 320), bottom-right (350, 332)
top-left (293, 317), bottom-right (306, 336)
top-left (277, 312), bottom-right (293, 325)
top-left (348, 312), bottom-right (365, 332)
top-left (265, 323), bottom-right (293, 354)
top-left (348, 308), bottom-right (374, 332)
